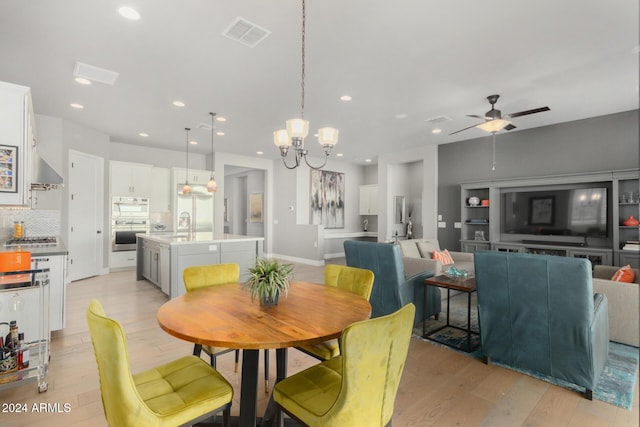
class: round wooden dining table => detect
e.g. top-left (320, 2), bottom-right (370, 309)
top-left (157, 281), bottom-right (371, 427)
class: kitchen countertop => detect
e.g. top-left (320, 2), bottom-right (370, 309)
top-left (137, 232), bottom-right (264, 246)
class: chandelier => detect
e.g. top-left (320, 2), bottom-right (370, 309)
top-left (273, 0), bottom-right (339, 170)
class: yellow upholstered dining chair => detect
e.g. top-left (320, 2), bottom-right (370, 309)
top-left (183, 263), bottom-right (272, 392)
top-left (295, 264), bottom-right (374, 361)
top-left (274, 303), bottom-right (415, 427)
top-left (87, 299), bottom-right (233, 427)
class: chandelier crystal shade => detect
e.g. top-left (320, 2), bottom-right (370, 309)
top-left (273, 0), bottom-right (339, 170)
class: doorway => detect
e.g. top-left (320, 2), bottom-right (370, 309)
top-left (68, 150), bottom-right (104, 281)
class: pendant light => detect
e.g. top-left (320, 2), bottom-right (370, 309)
top-left (182, 127), bottom-right (192, 194)
top-left (206, 112), bottom-right (218, 192)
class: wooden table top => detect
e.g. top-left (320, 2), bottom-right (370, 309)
top-left (424, 274), bottom-right (476, 292)
top-left (157, 281), bottom-right (372, 350)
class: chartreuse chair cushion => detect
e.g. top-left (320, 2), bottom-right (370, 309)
top-left (183, 263), bottom-right (240, 292)
top-left (296, 264), bottom-right (375, 360)
top-left (87, 299), bottom-right (233, 427)
top-left (275, 303), bottom-right (415, 427)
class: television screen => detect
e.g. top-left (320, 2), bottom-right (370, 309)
top-left (502, 187), bottom-right (608, 237)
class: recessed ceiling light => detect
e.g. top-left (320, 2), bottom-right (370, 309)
top-left (189, 140), bottom-right (198, 145)
top-left (173, 100), bottom-right (185, 107)
top-left (365, 159), bottom-right (372, 163)
top-left (70, 103), bottom-right (84, 109)
top-left (256, 151), bottom-right (264, 155)
top-left (431, 128), bottom-right (442, 134)
top-left (336, 153), bottom-right (344, 157)
top-left (395, 113), bottom-right (407, 119)
top-left (340, 95), bottom-right (352, 102)
top-left (139, 132), bottom-right (149, 137)
top-left (74, 77), bottom-right (91, 85)
top-left (216, 116), bottom-right (227, 122)
top-left (216, 131), bottom-right (225, 136)
top-left (118, 7), bottom-right (140, 20)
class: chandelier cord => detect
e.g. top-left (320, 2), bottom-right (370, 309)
top-left (210, 112), bottom-right (216, 178)
top-left (300, 0), bottom-right (305, 119)
top-left (492, 132), bottom-right (496, 171)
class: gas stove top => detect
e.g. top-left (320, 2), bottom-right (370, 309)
top-left (4, 236), bottom-right (59, 247)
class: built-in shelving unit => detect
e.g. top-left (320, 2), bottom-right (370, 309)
top-left (460, 169), bottom-right (640, 267)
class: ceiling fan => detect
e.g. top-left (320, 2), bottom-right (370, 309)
top-left (450, 94), bottom-right (550, 135)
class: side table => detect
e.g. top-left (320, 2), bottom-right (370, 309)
top-left (422, 275), bottom-right (479, 352)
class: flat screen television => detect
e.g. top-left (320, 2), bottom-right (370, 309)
top-left (501, 186), bottom-right (609, 238)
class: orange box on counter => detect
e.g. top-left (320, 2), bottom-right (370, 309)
top-left (0, 251), bottom-right (31, 272)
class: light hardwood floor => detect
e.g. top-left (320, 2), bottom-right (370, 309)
top-left (1, 261), bottom-right (638, 427)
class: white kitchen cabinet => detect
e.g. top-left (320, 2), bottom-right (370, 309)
top-left (141, 239), bottom-right (170, 296)
top-left (0, 81), bottom-right (33, 206)
top-left (173, 167), bottom-right (213, 186)
top-left (359, 184), bottom-right (378, 215)
top-left (110, 250), bottom-right (137, 269)
top-left (150, 167), bottom-right (171, 212)
top-left (110, 161), bottom-right (153, 197)
top-left (32, 254), bottom-right (66, 331)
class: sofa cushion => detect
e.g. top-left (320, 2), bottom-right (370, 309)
top-left (611, 265), bottom-right (635, 283)
top-left (432, 249), bottom-right (454, 265)
top-left (398, 240), bottom-right (421, 258)
top-left (416, 240), bottom-right (440, 258)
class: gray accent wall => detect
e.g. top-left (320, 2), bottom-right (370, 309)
top-left (437, 109), bottom-right (639, 251)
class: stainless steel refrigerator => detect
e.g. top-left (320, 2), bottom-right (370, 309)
top-left (175, 184), bottom-right (214, 233)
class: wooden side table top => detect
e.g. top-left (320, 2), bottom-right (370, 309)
top-left (157, 281), bottom-right (372, 350)
top-left (424, 274), bottom-right (476, 292)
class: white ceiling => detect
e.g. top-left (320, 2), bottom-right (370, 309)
top-left (0, 0), bottom-right (638, 164)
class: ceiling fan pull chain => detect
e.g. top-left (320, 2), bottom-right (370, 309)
top-left (492, 132), bottom-right (496, 171)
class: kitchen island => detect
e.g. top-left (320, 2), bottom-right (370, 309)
top-left (136, 233), bottom-right (264, 299)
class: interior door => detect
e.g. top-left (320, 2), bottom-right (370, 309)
top-left (68, 150), bottom-right (104, 282)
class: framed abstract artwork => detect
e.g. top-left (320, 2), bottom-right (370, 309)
top-left (249, 193), bottom-right (263, 223)
top-left (310, 169), bottom-right (345, 229)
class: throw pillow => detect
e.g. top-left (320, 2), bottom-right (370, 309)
top-left (611, 265), bottom-right (635, 283)
top-left (432, 249), bottom-right (455, 265)
top-left (417, 240), bottom-right (440, 258)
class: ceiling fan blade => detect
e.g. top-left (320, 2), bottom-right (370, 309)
top-left (504, 123), bottom-right (517, 131)
top-left (506, 106), bottom-right (550, 118)
top-left (449, 123), bottom-right (481, 135)
top-left (467, 114), bottom-right (489, 120)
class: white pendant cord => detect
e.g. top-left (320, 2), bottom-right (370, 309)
top-left (492, 132), bottom-right (496, 171)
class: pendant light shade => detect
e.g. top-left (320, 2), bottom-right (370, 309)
top-left (182, 127), bottom-right (192, 194)
top-left (207, 112), bottom-right (218, 192)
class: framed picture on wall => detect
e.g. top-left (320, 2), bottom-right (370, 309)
top-left (249, 193), bottom-right (263, 223)
top-left (529, 196), bottom-right (555, 225)
top-left (309, 169), bottom-right (345, 229)
top-left (0, 145), bottom-right (18, 193)
top-left (224, 198), bottom-right (229, 222)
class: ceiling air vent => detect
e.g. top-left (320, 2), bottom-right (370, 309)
top-left (425, 115), bottom-right (452, 124)
top-left (197, 123), bottom-right (213, 131)
top-left (222, 17), bottom-right (271, 48)
top-left (73, 62), bottom-right (119, 85)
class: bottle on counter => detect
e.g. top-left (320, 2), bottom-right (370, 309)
top-left (18, 332), bottom-right (28, 369)
top-left (13, 221), bottom-right (25, 239)
top-left (5, 320), bottom-right (19, 349)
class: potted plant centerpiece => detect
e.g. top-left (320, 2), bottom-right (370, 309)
top-left (245, 258), bottom-right (294, 306)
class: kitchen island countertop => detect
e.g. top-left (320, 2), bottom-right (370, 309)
top-left (137, 232), bottom-right (264, 245)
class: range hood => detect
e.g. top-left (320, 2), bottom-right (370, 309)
top-left (31, 152), bottom-right (63, 191)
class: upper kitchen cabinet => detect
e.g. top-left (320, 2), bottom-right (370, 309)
top-left (0, 82), bottom-right (33, 206)
top-left (359, 184), bottom-right (378, 215)
top-left (173, 167), bottom-right (212, 186)
top-left (110, 160), bottom-right (152, 197)
top-left (150, 167), bottom-right (171, 212)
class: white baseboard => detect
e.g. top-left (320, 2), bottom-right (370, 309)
top-left (269, 253), bottom-right (325, 267)
top-left (324, 252), bottom-right (345, 259)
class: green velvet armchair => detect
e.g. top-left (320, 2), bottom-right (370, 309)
top-left (183, 263), bottom-right (272, 392)
top-left (87, 299), bottom-right (233, 427)
top-left (295, 264), bottom-right (375, 361)
top-left (274, 303), bottom-right (415, 426)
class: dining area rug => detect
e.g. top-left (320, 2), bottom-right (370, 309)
top-left (414, 293), bottom-right (639, 410)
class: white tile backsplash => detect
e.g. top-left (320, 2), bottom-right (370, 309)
top-left (0, 209), bottom-right (61, 240)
